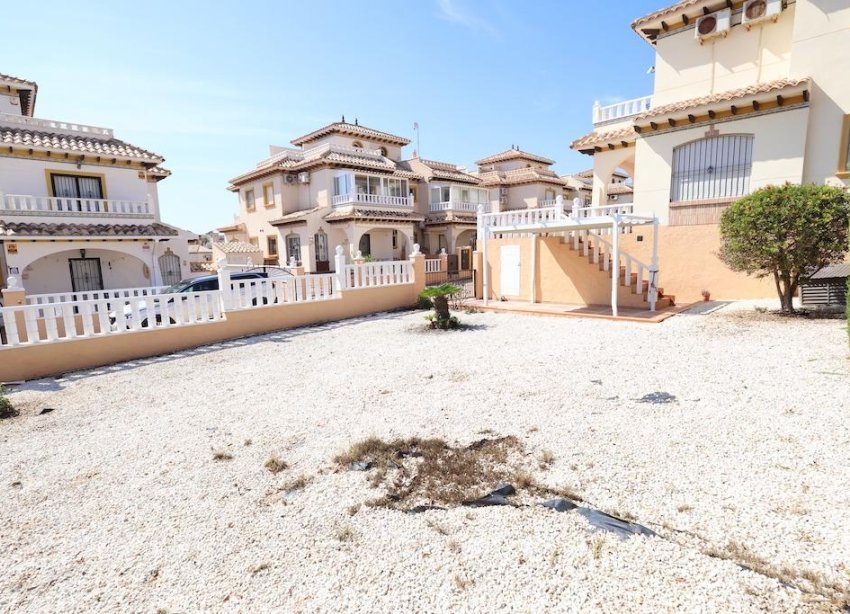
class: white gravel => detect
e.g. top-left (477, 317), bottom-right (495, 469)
top-left (1, 301), bottom-right (848, 612)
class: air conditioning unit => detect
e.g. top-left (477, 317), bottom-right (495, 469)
top-left (284, 174), bottom-right (297, 185)
top-left (695, 8), bottom-right (731, 42)
top-left (742, 0), bottom-right (782, 28)
top-left (297, 172), bottom-right (310, 184)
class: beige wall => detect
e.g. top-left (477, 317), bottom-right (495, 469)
top-left (790, 0), bottom-right (850, 186)
top-left (481, 237), bottom-right (650, 308)
top-left (619, 225), bottom-right (775, 302)
top-left (631, 107), bottom-right (809, 223)
top-left (652, 4), bottom-right (795, 106)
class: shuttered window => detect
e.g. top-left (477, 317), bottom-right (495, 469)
top-left (671, 135), bottom-right (754, 202)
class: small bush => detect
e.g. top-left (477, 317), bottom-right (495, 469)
top-left (264, 455), bottom-right (288, 474)
top-left (212, 449), bottom-right (234, 461)
top-left (0, 385), bottom-right (17, 420)
top-left (415, 295), bottom-right (433, 310)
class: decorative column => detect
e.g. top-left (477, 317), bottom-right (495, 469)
top-left (216, 258), bottom-right (232, 311)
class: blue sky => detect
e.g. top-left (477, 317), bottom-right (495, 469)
top-left (2, 0), bottom-right (663, 232)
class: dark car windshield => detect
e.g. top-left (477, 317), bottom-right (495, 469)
top-left (162, 279), bottom-right (198, 294)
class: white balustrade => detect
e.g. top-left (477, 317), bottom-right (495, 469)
top-left (571, 204), bottom-right (634, 218)
top-left (425, 259), bottom-right (441, 274)
top-left (592, 95), bottom-right (653, 125)
top-left (344, 261), bottom-right (413, 289)
top-left (429, 200), bottom-right (480, 213)
top-left (26, 286), bottom-right (168, 307)
top-left (331, 193), bottom-right (413, 208)
top-left (0, 290), bottom-right (224, 347)
top-left (1, 194), bottom-right (152, 217)
top-left (226, 274), bottom-right (339, 309)
top-left (0, 112), bottom-right (114, 137)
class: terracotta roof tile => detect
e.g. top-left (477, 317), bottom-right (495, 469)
top-left (398, 158), bottom-right (479, 184)
top-left (323, 207), bottom-right (424, 223)
top-left (291, 121), bottom-right (410, 147)
top-left (476, 149), bottom-right (555, 166)
top-left (0, 220), bottom-right (177, 237)
top-left (213, 240), bottom-right (262, 254)
top-left (570, 125), bottom-right (639, 151)
top-left (0, 72), bottom-right (37, 88)
top-left (269, 207), bottom-right (321, 226)
top-left (633, 78), bottom-right (810, 121)
top-left (632, 0), bottom-right (708, 28)
top-left (0, 125), bottom-right (164, 163)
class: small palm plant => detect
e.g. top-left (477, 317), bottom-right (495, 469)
top-left (0, 385), bottom-right (16, 419)
top-left (420, 283), bottom-right (462, 330)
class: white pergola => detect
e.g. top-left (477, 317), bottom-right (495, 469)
top-left (478, 197), bottom-right (660, 317)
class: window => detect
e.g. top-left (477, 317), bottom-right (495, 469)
top-left (333, 174), bottom-right (351, 196)
top-left (49, 172), bottom-right (104, 210)
top-left (352, 140), bottom-right (364, 149)
top-left (263, 183), bottom-right (274, 207)
top-left (267, 236), bottom-right (278, 256)
top-left (670, 135), bottom-right (754, 202)
top-left (838, 115), bottom-right (850, 177)
top-left (387, 178), bottom-right (405, 198)
top-left (544, 189), bottom-right (556, 201)
top-left (392, 229), bottom-right (398, 249)
top-left (245, 189), bottom-right (256, 211)
top-left (431, 186), bottom-right (451, 203)
top-left (379, 146), bottom-right (388, 156)
top-left (286, 234), bottom-right (301, 265)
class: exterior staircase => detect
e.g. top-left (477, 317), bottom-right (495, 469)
top-left (564, 230), bottom-right (675, 310)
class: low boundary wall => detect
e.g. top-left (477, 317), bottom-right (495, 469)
top-left (0, 256), bottom-right (424, 382)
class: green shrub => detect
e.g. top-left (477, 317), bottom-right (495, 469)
top-left (420, 284), bottom-right (462, 329)
top-left (0, 385), bottom-right (16, 419)
top-left (719, 184), bottom-right (849, 313)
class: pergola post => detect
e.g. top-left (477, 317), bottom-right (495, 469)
top-left (478, 204), bottom-right (490, 306)
top-left (649, 216), bottom-right (659, 312)
top-left (530, 234), bottom-right (537, 304)
top-left (611, 215), bottom-right (619, 317)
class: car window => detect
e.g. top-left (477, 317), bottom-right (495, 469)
top-left (193, 279), bottom-right (218, 292)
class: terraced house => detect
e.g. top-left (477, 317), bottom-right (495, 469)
top-left (222, 120), bottom-right (425, 272)
top-left (571, 0), bottom-right (850, 301)
top-left (0, 73), bottom-right (191, 296)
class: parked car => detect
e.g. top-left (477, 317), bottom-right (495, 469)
top-left (109, 269), bottom-right (289, 328)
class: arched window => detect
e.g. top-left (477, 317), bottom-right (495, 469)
top-left (379, 146), bottom-right (388, 156)
top-left (352, 140), bottom-right (364, 149)
top-left (671, 134), bottom-right (754, 202)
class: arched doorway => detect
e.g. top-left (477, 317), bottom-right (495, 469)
top-left (158, 251), bottom-right (182, 286)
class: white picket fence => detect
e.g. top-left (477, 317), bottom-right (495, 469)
top-left (344, 261), bottom-right (413, 289)
top-left (1, 258), bottom-right (417, 348)
top-left (26, 286), bottom-right (168, 306)
top-left (2, 290), bottom-right (224, 346)
top-left (226, 274), bottom-right (338, 310)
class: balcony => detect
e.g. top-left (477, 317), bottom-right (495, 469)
top-left (331, 193), bottom-right (413, 208)
top-left (429, 200), bottom-right (482, 213)
top-left (0, 194), bottom-right (153, 218)
top-left (592, 95), bottom-right (653, 126)
top-left (0, 112), bottom-right (114, 138)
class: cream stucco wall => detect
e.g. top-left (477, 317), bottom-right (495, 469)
top-left (652, 4), bottom-right (795, 106)
top-left (790, 0), bottom-right (850, 185)
top-left (0, 156), bottom-right (161, 220)
top-left (631, 107), bottom-right (809, 223)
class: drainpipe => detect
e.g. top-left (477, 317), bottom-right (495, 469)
top-left (649, 215), bottom-right (659, 312)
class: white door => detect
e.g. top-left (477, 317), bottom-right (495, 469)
top-left (500, 245), bottom-right (521, 297)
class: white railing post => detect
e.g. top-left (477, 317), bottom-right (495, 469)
top-left (649, 216), bottom-right (660, 312)
top-left (334, 245), bottom-right (346, 292)
top-left (217, 257), bottom-right (232, 311)
top-left (611, 215), bottom-right (620, 318)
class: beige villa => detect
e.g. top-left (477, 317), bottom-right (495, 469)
top-left (0, 72), bottom-right (192, 297)
top-left (221, 120), bottom-right (424, 272)
top-left (566, 0), bottom-right (850, 302)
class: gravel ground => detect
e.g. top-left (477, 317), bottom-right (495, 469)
top-left (1, 301), bottom-right (848, 612)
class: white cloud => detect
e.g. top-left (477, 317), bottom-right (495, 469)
top-left (435, 0), bottom-right (499, 37)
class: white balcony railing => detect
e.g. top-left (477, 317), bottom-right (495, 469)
top-left (429, 200), bottom-right (480, 213)
top-left (592, 95), bottom-right (652, 125)
top-left (331, 193), bottom-right (413, 208)
top-left (0, 194), bottom-right (152, 217)
top-left (0, 112), bottom-right (114, 138)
